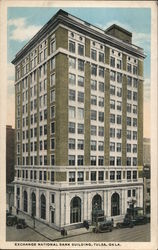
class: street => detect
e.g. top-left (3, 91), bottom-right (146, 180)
top-left (6, 223), bottom-right (150, 242)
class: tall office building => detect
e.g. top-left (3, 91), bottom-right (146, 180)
top-left (12, 10), bottom-right (145, 229)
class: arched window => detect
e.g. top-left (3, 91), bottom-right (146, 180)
top-left (23, 190), bottom-right (28, 212)
top-left (31, 192), bottom-right (36, 217)
top-left (111, 192), bottom-right (120, 216)
top-left (92, 194), bottom-right (102, 211)
top-left (70, 196), bottom-right (81, 224)
top-left (41, 194), bottom-right (46, 220)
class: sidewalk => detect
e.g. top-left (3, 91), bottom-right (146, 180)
top-left (12, 208), bottom-right (93, 241)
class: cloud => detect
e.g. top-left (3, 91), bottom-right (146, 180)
top-left (8, 17), bottom-right (42, 42)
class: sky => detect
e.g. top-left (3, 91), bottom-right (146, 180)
top-left (7, 7), bottom-right (151, 137)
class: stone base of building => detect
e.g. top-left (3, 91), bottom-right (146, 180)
top-left (14, 182), bottom-right (143, 230)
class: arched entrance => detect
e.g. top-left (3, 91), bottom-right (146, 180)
top-left (111, 192), bottom-right (120, 216)
top-left (92, 194), bottom-right (102, 211)
top-left (40, 194), bottom-right (46, 220)
top-left (70, 196), bottom-right (81, 224)
top-left (31, 192), bottom-right (36, 217)
top-left (23, 190), bottom-right (28, 212)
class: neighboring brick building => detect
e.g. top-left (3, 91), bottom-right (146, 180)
top-left (12, 10), bottom-right (145, 229)
top-left (6, 125), bottom-right (15, 184)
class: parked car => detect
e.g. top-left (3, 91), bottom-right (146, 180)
top-left (6, 215), bottom-right (18, 226)
top-left (16, 218), bottom-right (27, 229)
top-left (116, 218), bottom-right (134, 229)
top-left (93, 216), bottom-right (113, 233)
top-left (126, 207), bottom-right (149, 226)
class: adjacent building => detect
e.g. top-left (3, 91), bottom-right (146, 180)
top-left (143, 138), bottom-right (150, 214)
top-left (12, 10), bottom-right (145, 229)
top-left (6, 125), bottom-right (15, 184)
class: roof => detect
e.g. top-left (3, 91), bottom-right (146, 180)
top-left (105, 24), bottom-right (132, 37)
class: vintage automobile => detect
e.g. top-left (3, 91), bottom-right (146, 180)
top-left (116, 218), bottom-right (134, 229)
top-left (16, 218), bottom-right (27, 229)
top-left (93, 216), bottom-right (113, 233)
top-left (125, 207), bottom-right (149, 225)
top-left (6, 215), bottom-right (18, 226)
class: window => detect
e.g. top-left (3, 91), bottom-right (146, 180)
top-left (117, 101), bottom-right (122, 111)
top-left (133, 131), bottom-right (137, 140)
top-left (50, 74), bottom-right (55, 87)
top-left (78, 59), bottom-right (84, 71)
top-left (69, 57), bottom-right (76, 69)
top-left (110, 171), bottom-right (115, 180)
top-left (51, 171), bottom-right (54, 182)
top-left (110, 71), bottom-right (116, 81)
top-left (78, 44), bottom-right (84, 56)
top-left (127, 130), bottom-right (131, 140)
top-left (91, 125), bottom-right (97, 136)
top-left (117, 59), bottom-right (122, 69)
top-left (117, 115), bottom-right (122, 124)
top-left (98, 112), bottom-right (104, 122)
top-left (110, 57), bottom-right (115, 67)
top-left (77, 171), bottom-right (84, 181)
top-left (117, 143), bottom-right (121, 152)
top-left (50, 40), bottom-right (56, 53)
top-left (133, 65), bottom-right (138, 75)
top-left (99, 97), bottom-right (104, 107)
top-left (117, 157), bottom-right (121, 166)
top-left (51, 194), bottom-right (55, 204)
top-left (110, 157), bottom-right (115, 166)
top-left (127, 90), bottom-right (132, 100)
top-left (128, 190), bottom-right (131, 197)
top-left (78, 91), bottom-right (84, 102)
top-left (127, 63), bottom-right (132, 73)
top-left (98, 126), bottom-right (104, 136)
top-left (91, 156), bottom-right (96, 166)
top-left (98, 156), bottom-right (104, 166)
top-left (50, 106), bottom-right (55, 118)
top-left (99, 82), bottom-right (104, 92)
top-left (117, 171), bottom-right (121, 180)
top-left (69, 155), bottom-right (75, 166)
top-left (69, 73), bottom-right (76, 85)
top-left (110, 85), bottom-right (115, 95)
top-left (98, 171), bottom-right (104, 181)
top-left (127, 144), bottom-right (131, 152)
top-left (91, 49), bottom-right (97, 61)
top-left (69, 122), bottom-right (75, 133)
top-left (117, 87), bottom-right (122, 97)
top-left (69, 106), bottom-right (76, 119)
top-left (133, 92), bottom-right (137, 101)
top-left (50, 57), bottom-right (55, 70)
top-left (133, 118), bottom-right (137, 127)
top-left (110, 114), bottom-right (115, 123)
top-left (133, 144), bottom-right (137, 153)
top-left (78, 156), bottom-right (84, 166)
top-left (78, 108), bottom-right (84, 120)
top-left (91, 140), bottom-right (97, 151)
top-left (127, 171), bottom-right (131, 180)
top-left (133, 171), bottom-right (137, 179)
top-left (91, 110), bottom-right (97, 121)
top-left (69, 40), bottom-right (75, 53)
top-left (127, 117), bottom-right (131, 126)
top-left (78, 139), bottom-right (84, 150)
top-left (91, 171), bottom-right (96, 181)
top-left (91, 95), bottom-right (97, 105)
top-left (50, 90), bottom-right (55, 103)
top-left (78, 123), bottom-right (84, 134)
top-left (98, 141), bottom-right (104, 151)
top-left (127, 103), bottom-right (132, 113)
top-left (132, 190), bottom-right (136, 197)
top-left (110, 128), bottom-right (115, 138)
top-left (91, 64), bottom-right (97, 76)
top-left (99, 67), bottom-right (104, 78)
top-left (110, 142), bottom-right (115, 152)
top-left (69, 172), bottom-right (75, 182)
top-left (91, 79), bottom-right (97, 90)
top-left (133, 78), bottom-right (138, 88)
top-left (133, 157), bottom-right (137, 166)
top-left (117, 129), bottom-right (122, 139)
top-left (51, 155), bottom-right (55, 165)
top-left (99, 52), bottom-right (104, 63)
top-left (117, 73), bottom-right (122, 83)
top-left (51, 122), bottom-right (55, 134)
top-left (127, 158), bottom-right (131, 166)
top-left (69, 89), bottom-right (76, 101)
top-left (133, 105), bottom-right (137, 114)
top-left (39, 171), bottom-right (42, 181)
top-left (78, 76), bottom-right (84, 87)
top-left (69, 138), bottom-right (75, 149)
top-left (127, 76), bottom-right (132, 86)
top-left (51, 139), bottom-right (54, 150)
